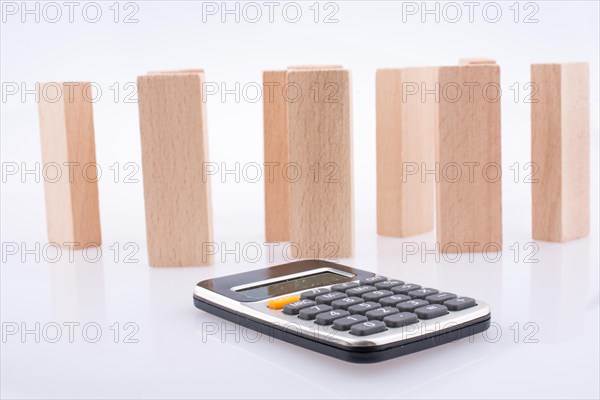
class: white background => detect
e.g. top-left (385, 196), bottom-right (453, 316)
top-left (1, 1), bottom-right (599, 398)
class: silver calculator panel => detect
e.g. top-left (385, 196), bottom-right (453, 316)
top-left (194, 283), bottom-right (490, 348)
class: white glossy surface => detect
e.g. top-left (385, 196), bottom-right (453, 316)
top-left (1, 2), bottom-right (599, 398)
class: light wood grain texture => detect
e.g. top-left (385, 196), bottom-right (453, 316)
top-left (531, 63), bottom-right (589, 242)
top-left (38, 82), bottom-right (102, 249)
top-left (148, 69), bottom-right (205, 75)
top-left (263, 70), bottom-right (290, 242)
top-left (287, 69), bottom-right (353, 258)
top-left (376, 67), bottom-right (437, 237)
top-left (459, 58), bottom-right (496, 65)
top-left (288, 65), bottom-right (343, 70)
top-left (436, 65), bottom-right (502, 252)
top-left (137, 71), bottom-right (213, 266)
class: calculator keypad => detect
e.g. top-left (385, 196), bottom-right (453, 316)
top-left (362, 290), bottom-right (394, 302)
top-left (350, 320), bottom-right (387, 336)
top-left (426, 292), bottom-right (456, 304)
top-left (298, 304), bottom-right (332, 320)
top-left (315, 309), bottom-right (350, 325)
top-left (414, 304), bottom-right (449, 319)
top-left (331, 296), bottom-right (364, 310)
top-left (345, 285), bottom-right (377, 297)
top-left (444, 297), bottom-right (476, 311)
top-left (267, 276), bottom-right (479, 338)
top-left (365, 306), bottom-right (399, 321)
top-left (374, 280), bottom-right (404, 290)
top-left (348, 302), bottom-right (381, 315)
top-left (315, 292), bottom-right (347, 305)
top-left (300, 288), bottom-right (330, 300)
top-left (379, 294), bottom-right (411, 307)
top-left (330, 281), bottom-right (360, 292)
top-left (332, 315), bottom-right (368, 331)
top-left (283, 299), bottom-right (316, 315)
top-left (396, 299), bottom-right (429, 312)
top-left (383, 312), bottom-right (419, 327)
top-left (359, 276), bottom-right (387, 286)
top-left (391, 284), bottom-right (421, 294)
top-left (408, 288), bottom-right (439, 299)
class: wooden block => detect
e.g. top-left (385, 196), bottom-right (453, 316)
top-left (436, 65), bottom-right (502, 252)
top-left (263, 70), bottom-right (290, 242)
top-left (376, 67), bottom-right (437, 237)
top-left (38, 82), bottom-right (101, 249)
top-left (137, 71), bottom-right (213, 266)
top-left (287, 68), bottom-right (353, 258)
top-left (288, 65), bottom-right (343, 70)
top-left (459, 58), bottom-right (496, 65)
top-left (148, 69), bottom-right (204, 75)
top-left (531, 63), bottom-right (589, 242)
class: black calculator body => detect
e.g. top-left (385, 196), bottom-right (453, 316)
top-left (193, 260), bottom-right (491, 363)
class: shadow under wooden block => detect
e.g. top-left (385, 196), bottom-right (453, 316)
top-left (376, 67), bottom-right (438, 237)
top-left (531, 63), bottom-right (589, 242)
top-left (263, 70), bottom-right (291, 242)
top-left (435, 65), bottom-right (502, 253)
top-left (38, 82), bottom-right (102, 249)
top-left (137, 71), bottom-right (213, 266)
top-left (287, 68), bottom-right (353, 258)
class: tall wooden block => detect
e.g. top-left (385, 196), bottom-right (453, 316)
top-left (287, 68), bottom-right (353, 258)
top-left (137, 71), bottom-right (213, 266)
top-left (263, 70), bottom-right (290, 242)
top-left (436, 65), bottom-right (502, 252)
top-left (531, 63), bottom-right (589, 242)
top-left (38, 82), bottom-right (102, 248)
top-left (376, 67), bottom-right (437, 237)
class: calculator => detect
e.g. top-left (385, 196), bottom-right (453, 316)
top-left (193, 260), bottom-right (491, 363)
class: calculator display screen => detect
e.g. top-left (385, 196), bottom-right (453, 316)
top-left (235, 271), bottom-right (351, 299)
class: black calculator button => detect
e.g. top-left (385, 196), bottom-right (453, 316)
top-left (396, 299), bottom-right (429, 312)
top-left (346, 285), bottom-right (377, 297)
top-left (444, 297), bottom-right (477, 311)
top-left (315, 309), bottom-right (350, 325)
top-left (426, 292), bottom-right (457, 304)
top-left (374, 280), bottom-right (404, 290)
top-left (300, 288), bottom-right (330, 300)
top-left (315, 292), bottom-right (347, 305)
top-left (379, 294), bottom-right (411, 307)
top-left (350, 320), bottom-right (387, 336)
top-left (359, 276), bottom-right (387, 286)
top-left (365, 306), bottom-right (399, 321)
top-left (330, 281), bottom-right (359, 292)
top-left (408, 288), bottom-right (439, 299)
top-left (391, 284), bottom-right (421, 295)
top-left (332, 315), bottom-right (368, 331)
top-left (347, 302), bottom-right (381, 315)
top-left (331, 296), bottom-right (364, 310)
top-left (362, 290), bottom-right (394, 302)
top-left (414, 304), bottom-right (449, 320)
top-left (384, 312), bottom-right (419, 328)
top-left (298, 304), bottom-right (332, 320)
top-left (283, 299), bottom-right (316, 315)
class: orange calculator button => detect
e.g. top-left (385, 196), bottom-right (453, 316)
top-left (267, 295), bottom-right (301, 310)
